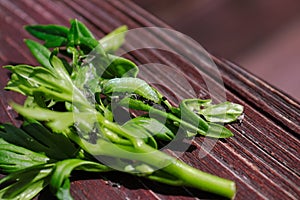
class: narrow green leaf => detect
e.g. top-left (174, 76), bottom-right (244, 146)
top-left (99, 25), bottom-right (128, 53)
top-left (11, 104), bottom-right (75, 132)
top-left (25, 24), bottom-right (68, 47)
top-left (0, 122), bottom-right (78, 162)
top-left (11, 103), bottom-right (98, 133)
top-left (67, 20), bottom-right (80, 46)
top-left (0, 138), bottom-right (49, 173)
top-left (50, 159), bottom-right (110, 200)
top-left (49, 53), bottom-right (72, 83)
top-left (4, 73), bottom-right (33, 96)
top-left (73, 19), bottom-right (95, 39)
top-left (179, 99), bottom-right (209, 132)
top-left (68, 19), bottom-right (95, 49)
top-left (103, 77), bottom-right (159, 103)
top-left (22, 120), bottom-right (79, 159)
top-left (56, 178), bottom-right (73, 200)
top-left (78, 36), bottom-right (100, 49)
top-left (4, 65), bottom-right (62, 91)
top-left (118, 97), bottom-right (152, 112)
top-left (78, 37), bottom-right (138, 79)
top-left (45, 37), bottom-right (67, 48)
top-left (0, 165), bottom-right (53, 200)
top-left (99, 127), bottom-right (132, 146)
top-left (199, 102), bottom-right (244, 123)
top-left (106, 54), bottom-right (139, 78)
top-left (0, 124), bottom-right (49, 154)
top-left (25, 39), bottom-right (52, 69)
top-left (206, 122), bottom-right (234, 138)
top-left (124, 117), bottom-right (175, 141)
top-left (4, 64), bottom-right (75, 105)
top-left (122, 122), bottom-right (158, 149)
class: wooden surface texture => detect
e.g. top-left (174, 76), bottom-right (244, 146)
top-left (0, 0), bottom-right (299, 199)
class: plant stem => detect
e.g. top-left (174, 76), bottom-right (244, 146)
top-left (137, 144), bottom-right (236, 199)
top-left (163, 159), bottom-right (236, 199)
top-left (66, 123), bottom-right (235, 199)
top-left (150, 108), bottom-right (207, 135)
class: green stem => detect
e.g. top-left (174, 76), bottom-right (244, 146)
top-left (119, 98), bottom-right (207, 135)
top-left (66, 127), bottom-right (235, 199)
top-left (63, 105), bottom-right (235, 198)
top-left (163, 160), bottom-right (236, 199)
top-left (136, 144), bottom-right (236, 199)
top-left (150, 108), bottom-right (207, 135)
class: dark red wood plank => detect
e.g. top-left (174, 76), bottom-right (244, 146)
top-left (0, 0), bottom-right (299, 200)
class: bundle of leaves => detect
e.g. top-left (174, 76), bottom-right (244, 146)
top-left (0, 19), bottom-right (243, 199)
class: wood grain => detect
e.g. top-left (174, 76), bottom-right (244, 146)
top-left (0, 0), bottom-right (299, 199)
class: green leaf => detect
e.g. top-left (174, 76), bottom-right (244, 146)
top-left (45, 37), bottom-right (67, 48)
top-left (23, 120), bottom-right (79, 159)
top-left (6, 53), bottom-right (99, 111)
top-left (67, 19), bottom-right (95, 49)
top-left (6, 54), bottom-right (93, 107)
top-left (99, 25), bottom-right (128, 53)
top-left (25, 24), bottom-right (68, 47)
top-left (11, 103), bottom-right (100, 136)
top-left (206, 122), bottom-right (234, 138)
top-left (4, 73), bottom-right (33, 96)
top-left (49, 53), bottom-right (73, 85)
top-left (98, 127), bottom-right (132, 146)
top-left (179, 99), bottom-right (209, 132)
top-left (4, 64), bottom-right (74, 104)
top-left (50, 159), bottom-right (110, 200)
top-left (72, 63), bottom-right (101, 94)
top-left (5, 65), bottom-right (62, 91)
top-left (67, 20), bottom-right (80, 47)
top-left (56, 178), bottom-right (72, 200)
top-left (118, 97), bottom-right (152, 112)
top-left (181, 99), bottom-right (212, 112)
top-left (122, 122), bottom-right (158, 149)
top-left (106, 54), bottom-right (139, 78)
top-left (11, 104), bottom-right (74, 132)
top-left (0, 164), bottom-right (53, 200)
top-left (179, 99), bottom-right (243, 124)
top-left (199, 102), bottom-right (244, 123)
top-left (183, 123), bottom-right (234, 138)
top-left (25, 39), bottom-right (52, 69)
top-left (102, 77), bottom-right (159, 103)
top-left (123, 117), bottom-right (175, 141)
top-left (72, 19), bottom-right (95, 39)
top-left (0, 138), bottom-right (49, 173)
top-left (82, 44), bottom-right (138, 79)
top-left (0, 122), bottom-right (78, 162)
top-left (178, 99), bottom-right (237, 138)
top-left (75, 37), bottom-right (138, 79)
top-left (78, 36), bottom-right (100, 49)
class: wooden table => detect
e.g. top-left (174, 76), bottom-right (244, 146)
top-left (0, 0), bottom-right (299, 199)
